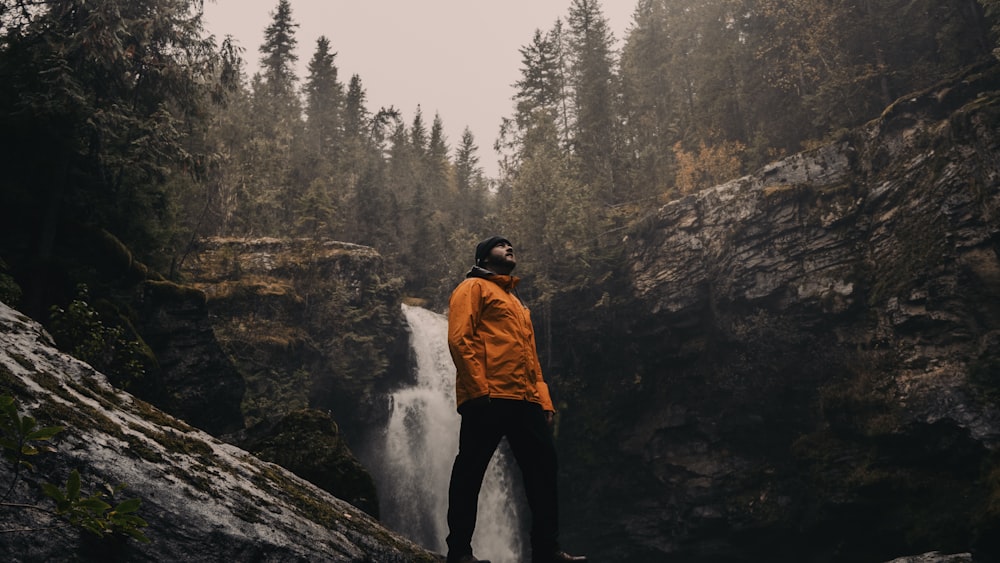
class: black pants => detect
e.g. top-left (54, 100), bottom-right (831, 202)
top-left (446, 398), bottom-right (559, 561)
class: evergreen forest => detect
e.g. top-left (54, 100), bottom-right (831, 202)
top-left (1, 0), bottom-right (999, 314)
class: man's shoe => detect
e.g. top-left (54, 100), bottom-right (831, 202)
top-left (552, 551), bottom-right (587, 563)
top-left (446, 555), bottom-right (491, 563)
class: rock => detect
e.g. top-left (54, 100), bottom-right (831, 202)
top-left (0, 302), bottom-right (437, 562)
top-left (133, 279), bottom-right (245, 436)
top-left (884, 553), bottom-right (972, 563)
top-left (550, 61), bottom-right (1000, 562)
top-left (238, 408), bottom-right (380, 518)
top-left (177, 237), bottom-right (409, 443)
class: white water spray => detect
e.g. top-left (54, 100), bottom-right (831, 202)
top-left (377, 304), bottom-right (522, 562)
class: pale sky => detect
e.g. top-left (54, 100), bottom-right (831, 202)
top-left (201, 0), bottom-right (637, 178)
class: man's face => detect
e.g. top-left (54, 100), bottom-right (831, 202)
top-left (485, 241), bottom-right (516, 270)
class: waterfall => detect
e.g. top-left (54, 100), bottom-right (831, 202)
top-left (376, 304), bottom-right (523, 561)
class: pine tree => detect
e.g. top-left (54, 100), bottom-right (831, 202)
top-left (454, 127), bottom-right (487, 227)
top-left (497, 10), bottom-right (608, 291)
top-left (402, 109), bottom-right (430, 286)
top-left (567, 0), bottom-right (619, 204)
top-left (619, 0), bottom-right (681, 200)
top-left (410, 106), bottom-right (429, 159)
top-left (344, 74), bottom-right (369, 141)
top-left (385, 118), bottom-right (414, 255)
top-left (247, 0), bottom-right (304, 236)
top-left (343, 81), bottom-right (400, 246)
top-left (412, 113), bottom-right (454, 296)
top-left (304, 36), bottom-right (344, 160)
top-left (259, 0), bottom-right (299, 100)
top-left (187, 36), bottom-right (255, 239)
top-left (427, 113), bottom-right (451, 204)
top-left (513, 28), bottom-right (566, 132)
top-left (498, 21), bottom-right (571, 173)
top-left (294, 36), bottom-right (347, 238)
top-left (505, 111), bottom-right (592, 292)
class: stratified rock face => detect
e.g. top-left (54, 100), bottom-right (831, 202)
top-left (552, 62), bottom-right (1000, 562)
top-left (0, 303), bottom-right (437, 562)
top-left (178, 238), bottom-right (408, 439)
top-left (626, 63), bottom-right (1000, 442)
top-left (629, 138), bottom-right (861, 324)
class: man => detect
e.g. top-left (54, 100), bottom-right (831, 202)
top-left (445, 236), bottom-right (586, 563)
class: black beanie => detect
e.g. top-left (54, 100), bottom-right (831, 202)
top-left (475, 236), bottom-right (511, 265)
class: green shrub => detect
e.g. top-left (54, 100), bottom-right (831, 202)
top-left (48, 284), bottom-right (146, 389)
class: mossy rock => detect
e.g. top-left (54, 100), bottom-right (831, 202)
top-left (239, 408), bottom-right (380, 518)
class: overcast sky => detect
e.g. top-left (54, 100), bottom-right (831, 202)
top-left (201, 0), bottom-right (636, 177)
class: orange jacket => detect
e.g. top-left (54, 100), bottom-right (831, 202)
top-left (447, 268), bottom-right (554, 412)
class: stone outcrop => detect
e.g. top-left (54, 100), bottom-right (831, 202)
top-left (0, 302), bottom-right (437, 562)
top-left (177, 237), bottom-right (409, 443)
top-left (549, 61), bottom-right (1000, 562)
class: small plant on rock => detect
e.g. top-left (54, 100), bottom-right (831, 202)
top-left (0, 394), bottom-right (149, 542)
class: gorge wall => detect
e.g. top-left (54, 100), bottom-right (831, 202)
top-left (546, 61), bottom-right (1000, 562)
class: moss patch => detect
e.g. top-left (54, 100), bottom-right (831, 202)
top-left (248, 463), bottom-right (435, 561)
top-left (122, 430), bottom-right (165, 464)
top-left (0, 363), bottom-right (33, 402)
top-left (130, 398), bottom-right (193, 433)
top-left (240, 409), bottom-right (379, 517)
top-left (33, 397), bottom-right (125, 442)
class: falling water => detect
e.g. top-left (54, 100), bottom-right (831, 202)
top-left (377, 304), bottom-right (522, 562)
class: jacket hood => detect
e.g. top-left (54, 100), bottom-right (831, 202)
top-left (465, 266), bottom-right (521, 297)
top-left (465, 265), bottom-right (497, 279)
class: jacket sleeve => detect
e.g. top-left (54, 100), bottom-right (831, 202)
top-left (448, 280), bottom-right (490, 405)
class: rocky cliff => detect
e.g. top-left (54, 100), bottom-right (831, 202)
top-left (0, 302), bottom-right (437, 562)
top-left (548, 61), bottom-right (1000, 562)
top-left (176, 237), bottom-right (409, 441)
